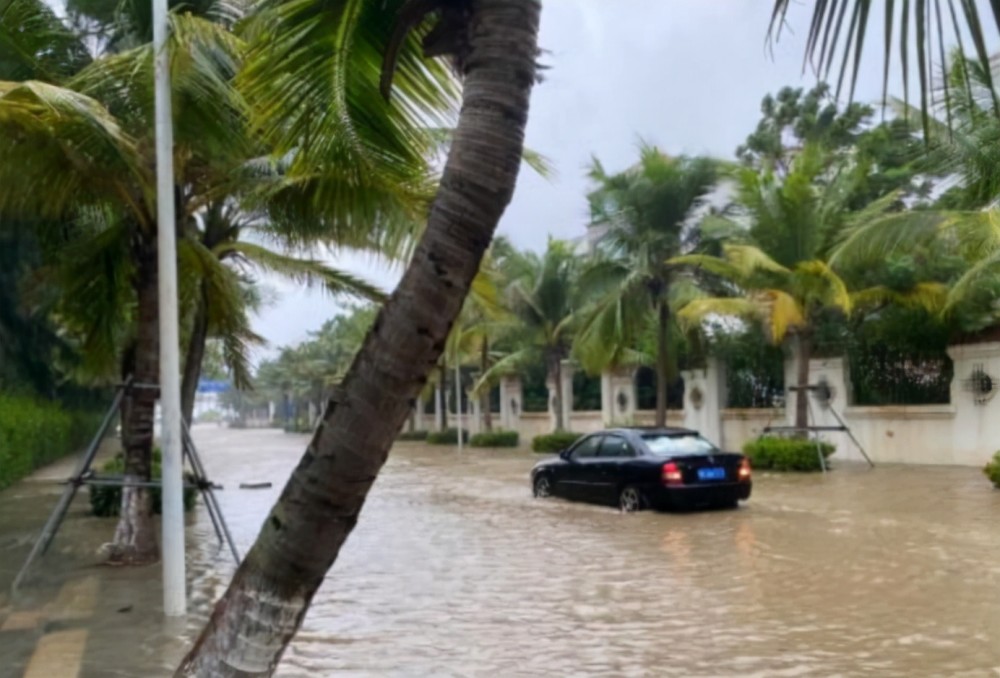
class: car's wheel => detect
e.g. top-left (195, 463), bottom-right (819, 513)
top-left (618, 485), bottom-right (645, 513)
top-left (533, 474), bottom-right (553, 498)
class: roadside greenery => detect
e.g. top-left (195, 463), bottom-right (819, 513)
top-left (743, 437), bottom-right (836, 472)
top-left (89, 449), bottom-right (198, 517)
top-left (983, 452), bottom-right (1000, 489)
top-left (426, 428), bottom-right (470, 445)
top-left (469, 431), bottom-right (520, 448)
top-left (0, 394), bottom-right (102, 490)
top-left (531, 431), bottom-right (584, 454)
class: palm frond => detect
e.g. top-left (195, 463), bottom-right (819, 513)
top-left (676, 297), bottom-right (760, 332)
top-left (853, 282), bottom-right (949, 314)
top-left (240, 0), bottom-right (457, 220)
top-left (217, 241), bottom-right (387, 302)
top-left (668, 253), bottom-right (748, 285)
top-left (0, 0), bottom-right (91, 82)
top-left (763, 289), bottom-right (806, 342)
top-left (0, 79), bottom-right (144, 222)
top-left (769, 0), bottom-right (1000, 134)
top-left (474, 348), bottom-right (538, 395)
top-left (71, 14), bottom-right (249, 169)
top-left (795, 260), bottom-right (852, 315)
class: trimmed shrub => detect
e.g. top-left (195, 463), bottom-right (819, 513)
top-left (531, 431), bottom-right (583, 454)
top-left (426, 428), bottom-right (469, 445)
top-left (197, 409), bottom-right (223, 423)
top-left (0, 395), bottom-right (102, 491)
top-left (397, 430), bottom-right (429, 442)
top-left (89, 448), bottom-right (198, 517)
top-left (983, 451), bottom-right (1000, 488)
top-left (284, 422), bottom-right (314, 434)
top-left (743, 436), bottom-right (836, 472)
top-left (469, 430), bottom-right (519, 448)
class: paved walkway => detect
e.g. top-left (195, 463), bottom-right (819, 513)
top-left (0, 575), bottom-right (98, 677)
top-left (0, 438), bottom-right (120, 677)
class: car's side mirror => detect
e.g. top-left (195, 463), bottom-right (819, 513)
top-left (559, 449), bottom-right (571, 461)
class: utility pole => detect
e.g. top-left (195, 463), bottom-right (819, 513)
top-left (153, 0), bottom-right (186, 617)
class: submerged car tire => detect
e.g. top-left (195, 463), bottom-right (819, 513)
top-left (618, 485), bottom-right (645, 513)
top-left (533, 474), bottom-right (553, 498)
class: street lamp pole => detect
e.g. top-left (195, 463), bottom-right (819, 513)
top-left (153, 0), bottom-right (186, 617)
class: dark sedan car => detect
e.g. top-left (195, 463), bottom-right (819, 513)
top-left (530, 427), bottom-right (752, 512)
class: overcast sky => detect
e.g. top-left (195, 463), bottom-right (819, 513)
top-left (251, 1), bottom-right (904, 356)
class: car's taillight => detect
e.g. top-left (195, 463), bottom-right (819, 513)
top-left (662, 461), bottom-right (683, 485)
top-left (738, 458), bottom-right (752, 480)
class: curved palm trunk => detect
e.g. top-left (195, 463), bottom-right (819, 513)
top-left (176, 2), bottom-right (540, 674)
top-left (794, 331), bottom-right (812, 432)
top-left (181, 293), bottom-right (209, 425)
top-left (110, 241), bottom-right (160, 565)
top-left (654, 299), bottom-right (669, 428)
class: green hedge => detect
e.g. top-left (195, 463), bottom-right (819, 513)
top-left (0, 395), bottom-right (102, 491)
top-left (426, 428), bottom-right (469, 445)
top-left (983, 451), bottom-right (1000, 488)
top-left (531, 431), bottom-right (583, 453)
top-left (743, 436), bottom-right (836, 472)
top-left (397, 430), bottom-right (429, 442)
top-left (469, 430), bottom-right (519, 448)
top-left (89, 448), bottom-right (198, 517)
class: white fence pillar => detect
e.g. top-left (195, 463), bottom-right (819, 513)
top-left (682, 357), bottom-right (726, 445)
top-left (601, 366), bottom-right (637, 426)
top-left (499, 375), bottom-right (522, 431)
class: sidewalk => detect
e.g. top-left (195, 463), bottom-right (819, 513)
top-left (0, 436), bottom-right (135, 678)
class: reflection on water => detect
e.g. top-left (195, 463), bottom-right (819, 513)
top-left (2, 427), bottom-right (1000, 677)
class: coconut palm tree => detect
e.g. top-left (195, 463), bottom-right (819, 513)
top-left (575, 146), bottom-right (720, 426)
top-left (0, 5), bottom-right (439, 564)
top-left (176, 1), bottom-right (541, 672)
top-left (175, 0), bottom-right (1000, 673)
top-left (674, 242), bottom-right (946, 431)
top-left (670, 140), bottom-right (944, 429)
top-left (476, 239), bottom-right (580, 433)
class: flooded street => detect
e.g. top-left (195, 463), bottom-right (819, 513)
top-left (2, 426), bottom-right (1000, 677)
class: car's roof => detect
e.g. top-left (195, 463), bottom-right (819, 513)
top-left (603, 426), bottom-right (698, 437)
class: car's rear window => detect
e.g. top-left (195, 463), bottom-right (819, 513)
top-left (641, 434), bottom-right (717, 456)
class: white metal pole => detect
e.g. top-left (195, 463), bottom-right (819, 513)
top-left (153, 0), bottom-right (186, 617)
top-left (455, 357), bottom-right (463, 454)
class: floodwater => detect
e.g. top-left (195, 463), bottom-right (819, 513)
top-left (2, 427), bottom-right (1000, 677)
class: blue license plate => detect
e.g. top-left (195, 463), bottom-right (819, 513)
top-left (697, 467), bottom-right (726, 481)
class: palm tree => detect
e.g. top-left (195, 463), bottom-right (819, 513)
top-left (671, 141), bottom-right (940, 430)
top-left (576, 146), bottom-right (719, 426)
top-left (174, 1), bottom-right (1000, 673)
top-left (445, 258), bottom-right (505, 431)
top-left (477, 239), bottom-right (580, 433)
top-left (176, 1), bottom-right (541, 672)
top-left (1, 6), bottom-right (429, 563)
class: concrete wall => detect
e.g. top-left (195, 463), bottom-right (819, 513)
top-left (413, 342), bottom-right (1000, 467)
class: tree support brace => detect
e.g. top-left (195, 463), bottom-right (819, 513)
top-left (11, 379), bottom-right (240, 595)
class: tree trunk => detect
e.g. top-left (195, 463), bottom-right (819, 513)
top-left (176, 2), bottom-right (540, 674)
top-left (794, 331), bottom-right (812, 432)
top-left (181, 292), bottom-right (209, 426)
top-left (480, 338), bottom-right (493, 431)
top-left (655, 299), bottom-right (669, 428)
top-left (551, 356), bottom-right (565, 432)
top-left (110, 239), bottom-right (160, 566)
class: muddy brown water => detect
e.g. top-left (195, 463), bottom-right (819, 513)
top-left (1, 426), bottom-right (999, 677)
